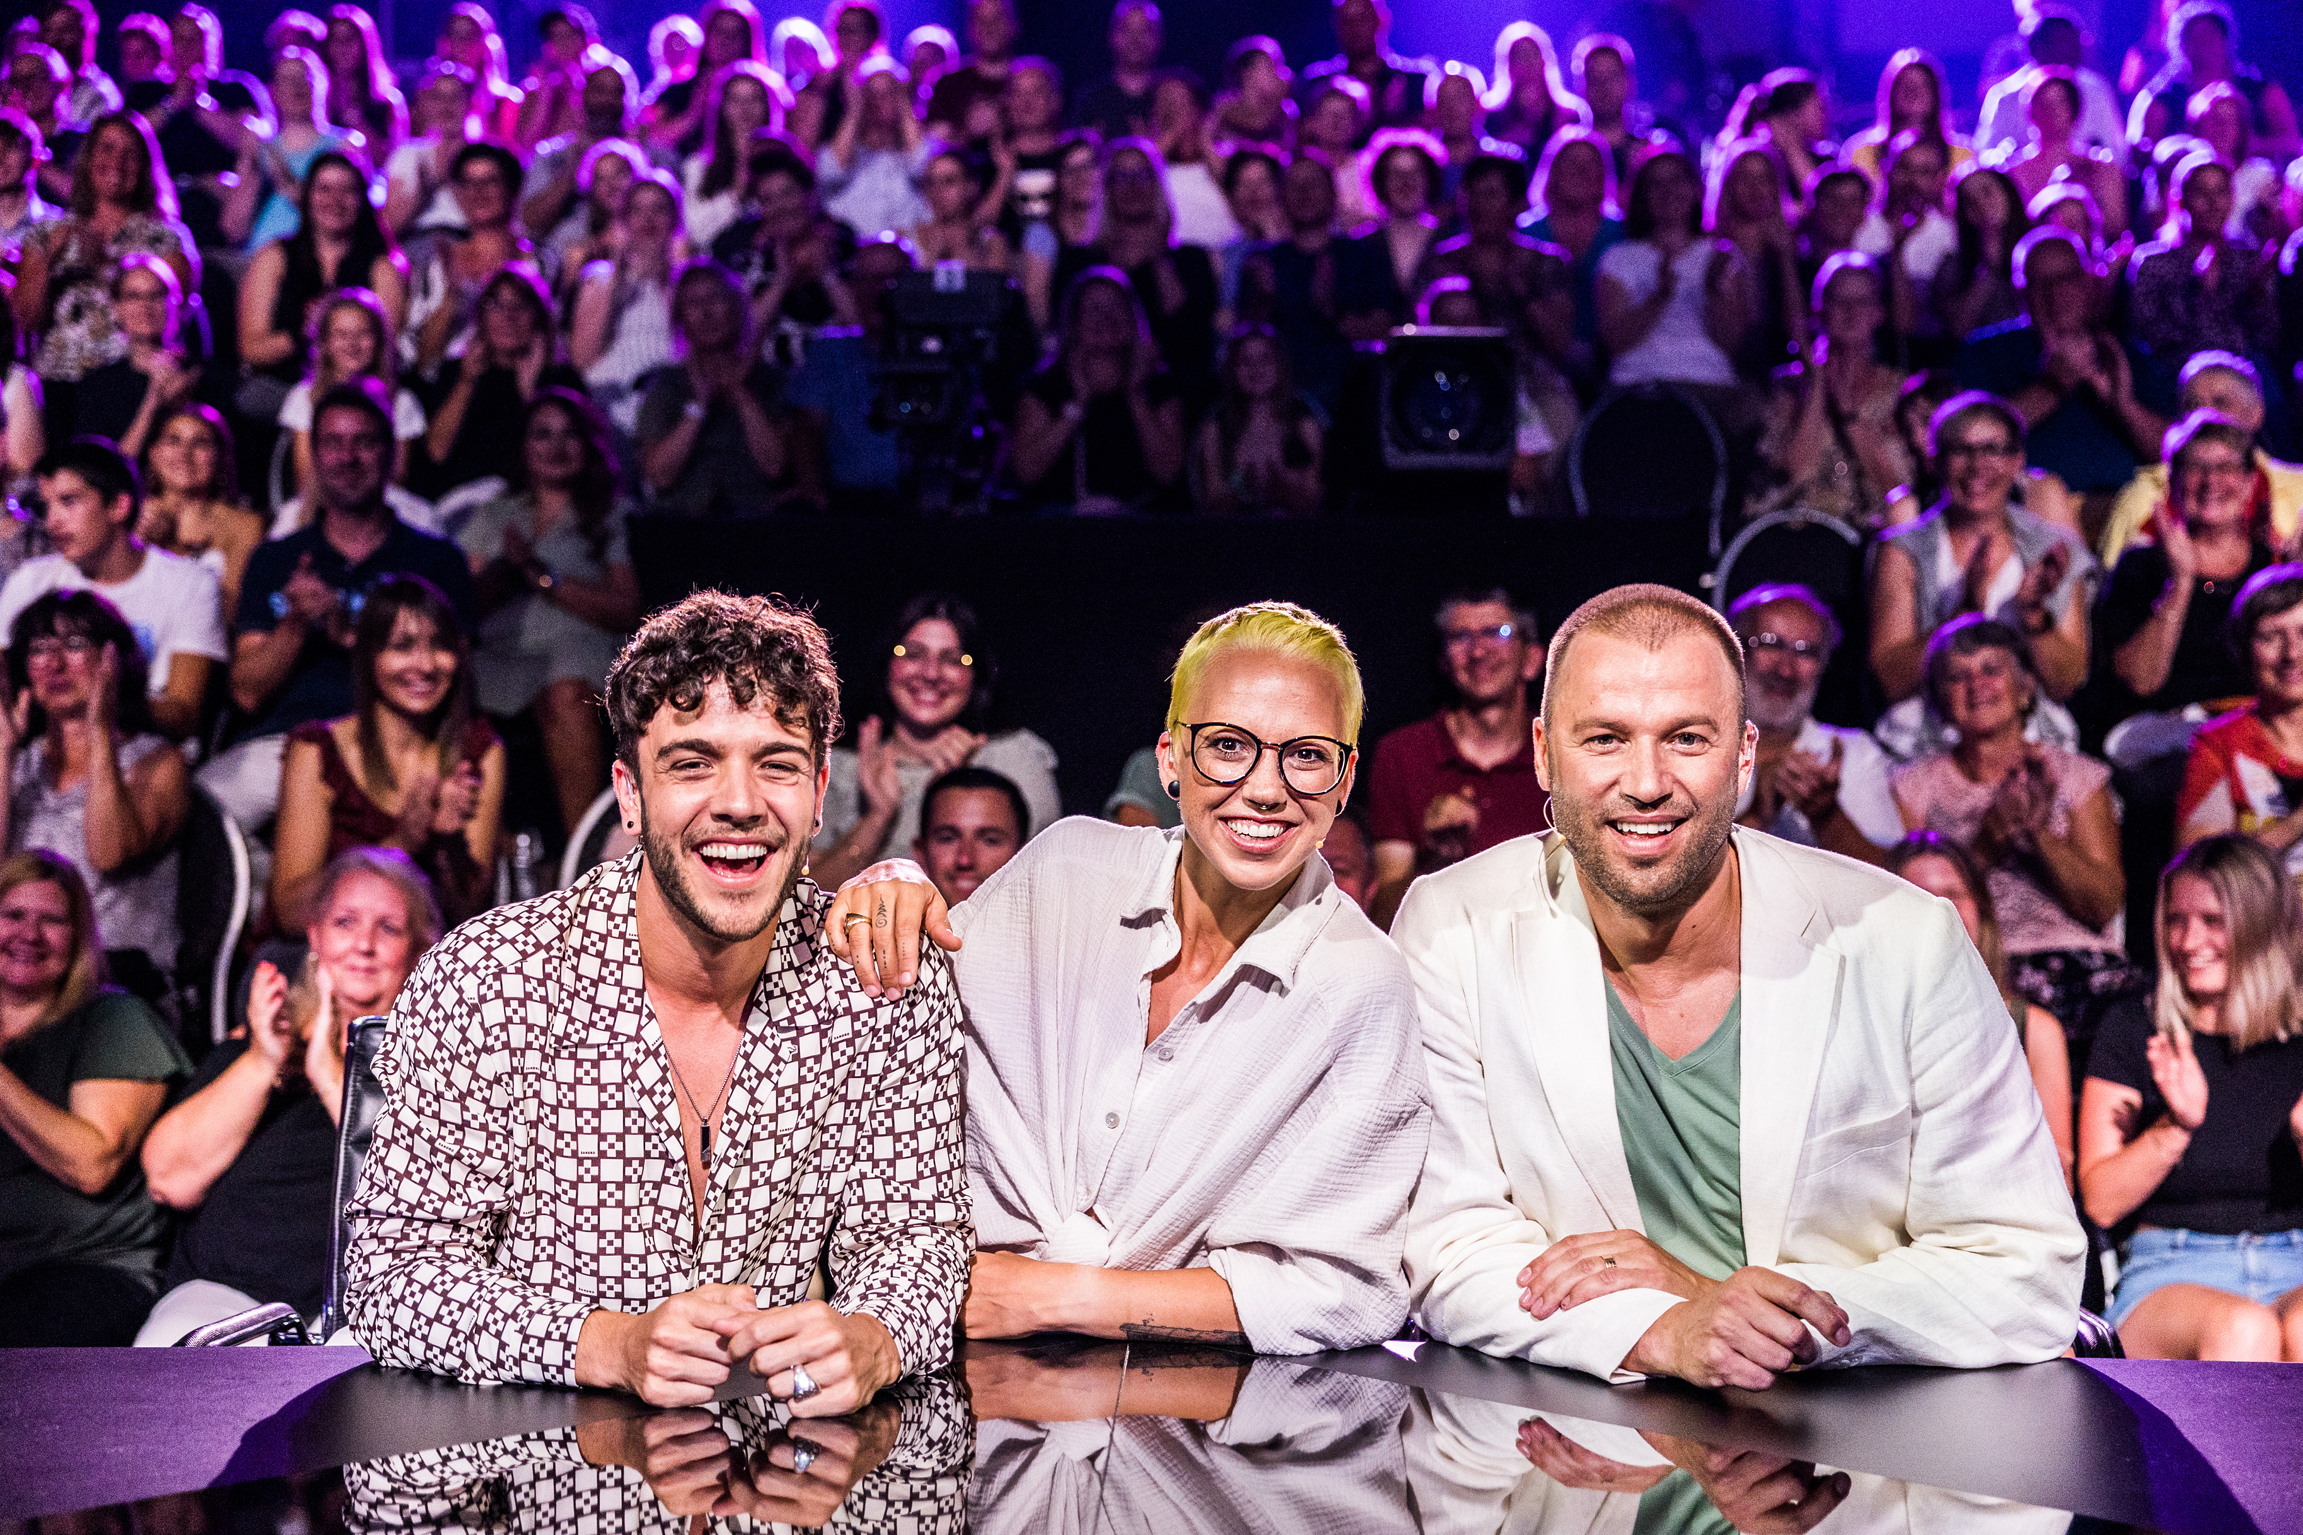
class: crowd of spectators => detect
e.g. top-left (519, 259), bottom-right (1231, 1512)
top-left (0, 0), bottom-right (2301, 1363)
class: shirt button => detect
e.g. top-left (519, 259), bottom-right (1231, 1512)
top-left (1157, 1046), bottom-right (1174, 1062)
top-left (1105, 1111), bottom-right (1120, 1128)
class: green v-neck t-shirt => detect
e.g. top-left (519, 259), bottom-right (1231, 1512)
top-left (1606, 983), bottom-right (1746, 1281)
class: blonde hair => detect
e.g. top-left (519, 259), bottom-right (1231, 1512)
top-left (0, 850), bottom-right (104, 1029)
top-left (2154, 835), bottom-right (2303, 1052)
top-left (1166, 601), bottom-right (1364, 745)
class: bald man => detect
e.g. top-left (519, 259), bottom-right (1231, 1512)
top-left (1397, 583), bottom-right (2082, 1388)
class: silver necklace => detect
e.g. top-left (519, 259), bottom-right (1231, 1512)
top-left (664, 1030), bottom-right (744, 1169)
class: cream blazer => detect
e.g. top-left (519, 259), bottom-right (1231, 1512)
top-left (1394, 827), bottom-right (2084, 1383)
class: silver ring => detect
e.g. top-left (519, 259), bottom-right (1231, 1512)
top-left (789, 1438), bottom-right (818, 1474)
top-left (789, 1362), bottom-right (820, 1401)
top-left (1601, 1256), bottom-right (1617, 1268)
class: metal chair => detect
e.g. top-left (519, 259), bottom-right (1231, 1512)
top-left (558, 786), bottom-right (625, 891)
top-left (173, 785), bottom-right (252, 1046)
top-left (1706, 507), bottom-right (1865, 616)
top-left (1566, 383), bottom-right (1730, 556)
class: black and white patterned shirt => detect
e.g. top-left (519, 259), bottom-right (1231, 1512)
top-left (344, 853), bottom-right (970, 1386)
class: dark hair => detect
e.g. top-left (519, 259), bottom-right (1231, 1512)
top-left (1434, 584), bottom-right (1538, 636)
top-left (475, 262), bottom-right (555, 341)
top-left (702, 60), bottom-right (787, 198)
top-left (1927, 389), bottom-right (2027, 456)
top-left (1949, 164), bottom-right (2029, 290)
top-left (34, 436), bottom-right (141, 519)
top-left (70, 110), bottom-right (174, 219)
top-left (1459, 149), bottom-right (1531, 206)
top-left (7, 588), bottom-right (153, 737)
top-left (1623, 141), bottom-right (1700, 239)
top-left (352, 575), bottom-right (475, 793)
top-left (311, 377), bottom-right (395, 447)
top-left (2229, 563), bottom-right (2303, 664)
top-left (920, 764), bottom-right (1028, 840)
top-left (1362, 127), bottom-right (1444, 216)
top-left (1922, 614), bottom-right (2036, 718)
top-left (605, 591), bottom-right (843, 768)
top-left (745, 125), bottom-right (816, 191)
top-left (876, 591), bottom-right (996, 734)
top-left (141, 402), bottom-right (241, 505)
top-left (450, 139), bottom-right (525, 210)
top-left (1221, 143), bottom-right (1283, 200)
top-left (508, 389), bottom-right (620, 564)
top-left (285, 148), bottom-right (395, 310)
top-left (1212, 323), bottom-right (1309, 472)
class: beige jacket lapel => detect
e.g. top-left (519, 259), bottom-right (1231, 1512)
top-left (1732, 832), bottom-right (1841, 1268)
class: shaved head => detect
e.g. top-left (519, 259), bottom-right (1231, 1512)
top-left (1542, 584), bottom-right (1746, 727)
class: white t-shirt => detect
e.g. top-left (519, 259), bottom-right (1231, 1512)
top-left (279, 380), bottom-right (428, 441)
top-left (1597, 239), bottom-right (1739, 388)
top-left (0, 548), bottom-right (228, 697)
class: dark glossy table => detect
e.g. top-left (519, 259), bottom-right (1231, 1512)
top-left (2, 1339), bottom-right (2294, 1533)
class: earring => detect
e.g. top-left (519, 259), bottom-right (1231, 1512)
top-left (1165, 780), bottom-right (1181, 799)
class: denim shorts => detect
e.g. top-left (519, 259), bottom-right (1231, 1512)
top-left (2107, 1227), bottom-right (2303, 1326)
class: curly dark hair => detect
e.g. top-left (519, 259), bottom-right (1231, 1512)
top-left (605, 591), bottom-right (842, 768)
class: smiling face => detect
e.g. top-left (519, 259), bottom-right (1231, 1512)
top-left (2162, 871), bottom-right (2228, 1003)
top-left (1936, 641), bottom-right (2030, 739)
top-left (320, 302), bottom-right (381, 380)
top-left (614, 680), bottom-right (824, 946)
top-left (1440, 599), bottom-right (1539, 710)
top-left (313, 402), bottom-right (390, 513)
top-left (2183, 367), bottom-right (2265, 433)
top-left (85, 121), bottom-right (141, 205)
top-left (1738, 597), bottom-right (1829, 733)
top-left (915, 785), bottom-right (1020, 905)
top-left (454, 154), bottom-right (510, 227)
top-left (149, 412), bottom-right (220, 497)
top-left (1158, 648), bottom-right (1355, 897)
top-left (1937, 406), bottom-right (2024, 516)
top-left (308, 159), bottom-right (364, 238)
top-left (309, 868), bottom-right (419, 1017)
top-left (0, 879), bottom-right (74, 1000)
top-left (1536, 626), bottom-right (1751, 919)
top-left (2247, 600), bottom-right (2303, 708)
top-left (2173, 435), bottom-right (2252, 530)
top-left (114, 265), bottom-right (174, 344)
top-left (371, 605), bottom-right (459, 720)
top-left (886, 618), bottom-right (974, 734)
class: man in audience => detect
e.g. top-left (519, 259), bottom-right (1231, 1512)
top-left (1974, 5), bottom-right (2126, 163)
top-left (1397, 583), bottom-right (2084, 1387)
top-left (2097, 351), bottom-right (2303, 563)
top-left (0, 439), bottom-right (223, 741)
top-left (199, 382), bottom-right (477, 834)
top-left (923, 0), bottom-right (1020, 146)
top-left (520, 51), bottom-right (643, 245)
top-left (1368, 589), bottom-right (1550, 927)
top-left (1956, 226), bottom-right (2176, 512)
top-left (346, 591), bottom-right (968, 1412)
top-left (1071, 1), bottom-right (1162, 141)
top-left (1853, 131), bottom-right (1957, 358)
top-left (1299, 0), bottom-right (1430, 136)
top-left (1726, 584), bottom-right (1900, 863)
top-left (113, 14), bottom-right (171, 109)
top-left (914, 764), bottom-right (1027, 908)
top-left (39, 0), bottom-right (118, 128)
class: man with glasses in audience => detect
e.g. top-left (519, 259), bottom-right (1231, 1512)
top-left (1367, 588), bottom-right (1550, 927)
top-left (1727, 584), bottom-right (1901, 864)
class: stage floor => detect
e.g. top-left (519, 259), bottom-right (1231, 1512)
top-left (2, 1338), bottom-right (2293, 1532)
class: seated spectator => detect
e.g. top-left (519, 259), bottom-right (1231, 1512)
top-left (1795, 165), bottom-right (1870, 294)
top-left (1146, 72), bottom-right (1236, 251)
top-left (2080, 834), bottom-right (2303, 1359)
top-left (0, 108), bottom-right (62, 268)
top-left (922, 0), bottom-right (1018, 146)
top-left (381, 62), bottom-right (482, 242)
top-left (1956, 228), bottom-right (2176, 509)
top-left (137, 404), bottom-right (264, 619)
top-left (135, 847), bottom-right (439, 1343)
top-left (271, 574), bottom-right (504, 933)
top-left (2128, 150), bottom-right (2275, 365)
top-left (1482, 22), bottom-right (1581, 162)
top-left (112, 13), bottom-right (169, 105)
top-left (636, 259), bottom-right (794, 516)
top-left (1852, 130), bottom-right (1958, 362)
top-left (406, 141), bottom-right (530, 377)
top-left (458, 391), bottom-right (638, 838)
top-left (1934, 166), bottom-right (2031, 344)
top-left (1336, 129), bottom-right (1445, 340)
top-left (2188, 83), bottom-right (2283, 250)
top-left (569, 171), bottom-right (683, 447)
top-left (1894, 615), bottom-right (2129, 1026)
top-left (1755, 254), bottom-right (1912, 527)
top-left (908, 146), bottom-right (1012, 273)
top-left (419, 265), bottom-right (584, 498)
top-left (2101, 353), bottom-right (2303, 563)
top-left (48, 255), bottom-right (195, 459)
top-left (222, 46), bottom-right (358, 253)
top-left (1518, 126), bottom-right (1623, 390)
top-left (1238, 152), bottom-right (1352, 415)
top-left (913, 764), bottom-right (1026, 908)
top-left (1730, 583), bottom-right (1902, 860)
top-left (203, 384), bottom-right (477, 837)
top-left (1193, 324), bottom-right (1322, 517)
top-left (1425, 63), bottom-right (1490, 177)
top-left (1705, 138), bottom-right (1806, 383)
top-left (40, 0), bottom-right (119, 128)
top-left (0, 587), bottom-right (188, 986)
top-left (773, 17), bottom-right (839, 148)
top-left (813, 591), bottom-right (1059, 889)
top-left (0, 849), bottom-right (188, 1345)
top-left (1422, 154), bottom-right (1576, 372)
top-left (1751, 68), bottom-right (1834, 196)
top-left (0, 439), bottom-right (223, 740)
top-left (519, 60), bottom-right (644, 274)
top-left (710, 138), bottom-right (849, 358)
top-left (1050, 139), bottom-right (1219, 414)
top-left (682, 62), bottom-right (784, 250)
top-left (1595, 144), bottom-right (1750, 410)
top-left (901, 23), bottom-right (956, 113)
top-left (1975, 5), bottom-right (2126, 166)
top-left (1301, 0), bottom-right (1426, 134)
top-left (542, 144), bottom-right (651, 312)
top-left (1208, 36), bottom-right (1295, 149)
top-left (322, 6), bottom-right (407, 162)
top-left (785, 235), bottom-right (911, 507)
top-left (281, 289), bottom-right (427, 504)
top-left (1999, 69), bottom-right (2126, 241)
top-left (149, 10), bottom-right (271, 255)
top-left (1009, 267), bottom-right (1184, 514)
top-left (1104, 742), bottom-right (1178, 829)
top-left (2176, 564), bottom-right (2303, 869)
top-left (636, 14), bottom-right (703, 151)
top-left (514, 5), bottom-right (601, 153)
top-left (1071, 0), bottom-right (1160, 142)
top-left (2127, 0), bottom-right (2300, 165)
top-left (1366, 587), bottom-right (1548, 926)
top-left (1843, 48), bottom-right (1972, 183)
top-left (431, 2), bottom-right (522, 142)
top-left (1889, 831), bottom-right (2074, 1185)
top-left (7, 44), bottom-right (82, 211)
top-left (1298, 77), bottom-right (1373, 226)
top-left (819, 58), bottom-right (929, 239)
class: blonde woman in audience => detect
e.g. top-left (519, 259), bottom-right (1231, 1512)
top-left (432, 2), bottom-right (522, 140)
top-left (571, 171), bottom-right (684, 444)
top-left (322, 5), bottom-right (407, 164)
top-left (281, 289), bottom-right (427, 501)
top-left (137, 847), bottom-right (440, 1344)
top-left (2080, 835), bottom-right (2303, 1360)
top-left (137, 404), bottom-right (263, 619)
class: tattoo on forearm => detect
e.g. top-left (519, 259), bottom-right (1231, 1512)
top-left (1119, 1323), bottom-right (1250, 1348)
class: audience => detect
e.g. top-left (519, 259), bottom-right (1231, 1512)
top-left (1730, 583), bottom-right (1903, 860)
top-left (137, 404), bottom-right (264, 619)
top-left (2175, 564), bottom-right (2303, 869)
top-left (636, 258), bottom-right (793, 515)
top-left (1193, 323), bottom-right (1323, 517)
top-left (1756, 253), bottom-right (1911, 526)
top-left (2129, 150), bottom-right (2275, 362)
top-left (281, 288), bottom-right (427, 503)
top-left (51, 255), bottom-right (193, 460)
top-left (912, 763), bottom-right (1026, 908)
top-left (1999, 69), bottom-right (2127, 241)
top-left (1010, 267), bottom-right (1184, 513)
top-left (1596, 145), bottom-right (1749, 412)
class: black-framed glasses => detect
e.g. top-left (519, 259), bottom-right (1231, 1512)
top-left (1181, 722), bottom-right (1354, 795)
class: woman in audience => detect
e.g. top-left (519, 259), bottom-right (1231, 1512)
top-left (1297, 79), bottom-right (1373, 227)
top-left (1420, 153), bottom-right (1578, 377)
top-left (136, 847), bottom-right (438, 1343)
top-left (2080, 834), bottom-right (2303, 1360)
top-left (322, 6), bottom-right (406, 164)
top-left (1754, 68), bottom-right (1836, 194)
top-left (813, 590), bottom-right (1060, 889)
top-left (138, 404), bottom-right (263, 619)
top-left (432, 2), bottom-right (521, 140)
top-left (1051, 139), bottom-right (1219, 416)
top-left (2000, 69), bottom-right (2126, 242)
top-left (457, 390), bottom-right (639, 838)
top-left (909, 147), bottom-right (1010, 272)
top-left (1338, 130), bottom-right (1446, 339)
top-left (1705, 137), bottom-right (1804, 383)
top-left (1020, 133), bottom-right (1102, 334)
top-left (1207, 36), bottom-right (1293, 150)
top-left (901, 22), bottom-right (954, 101)
top-left (0, 849), bottom-right (187, 1346)
top-left (570, 171), bottom-right (683, 446)
top-left (223, 45), bottom-right (357, 252)
top-left (239, 148), bottom-right (407, 427)
top-left (1522, 127), bottom-right (1622, 390)
top-left (271, 575), bottom-right (504, 935)
top-left (421, 264), bottom-right (582, 496)
top-left (408, 141), bottom-right (530, 376)
top-left (533, 139), bottom-right (648, 303)
top-left (1894, 616), bottom-right (2128, 1026)
top-left (775, 17), bottom-right (839, 147)
top-left (1194, 324), bottom-right (1322, 517)
top-left (2128, 149), bottom-right (2275, 364)
top-left (2128, 0), bottom-right (2300, 164)
top-left (1595, 144), bottom-right (1749, 404)
top-left (1481, 22), bottom-right (1581, 160)
top-left (1425, 65), bottom-right (1488, 179)
top-left (1843, 48), bottom-right (1970, 181)
top-left (818, 57), bottom-right (928, 240)
top-left (684, 61), bottom-right (784, 248)
top-left (1889, 830), bottom-right (2074, 1185)
top-left (13, 110), bottom-right (194, 389)
top-left (638, 14), bottom-right (704, 148)
top-left (1010, 267), bottom-right (1184, 515)
top-left (2177, 565), bottom-right (2303, 870)
top-left (54, 254), bottom-right (194, 459)
top-left (1934, 165), bottom-right (2030, 343)
top-left (281, 289), bottom-right (426, 500)
top-left (1870, 392), bottom-right (2095, 712)
top-left (383, 61), bottom-right (481, 241)
top-left (2187, 83), bottom-right (2282, 248)
top-left (0, 591), bottom-right (187, 983)
top-left (1149, 70), bottom-right (1235, 251)
top-left (636, 259), bottom-right (795, 515)
top-left (711, 147), bottom-right (847, 356)
top-left (1755, 253), bottom-right (1912, 527)
top-left (1797, 165), bottom-right (1872, 289)
top-left (664, 0), bottom-right (767, 156)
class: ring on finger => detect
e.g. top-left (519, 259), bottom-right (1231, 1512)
top-left (1601, 1256), bottom-right (1617, 1268)
top-left (841, 913), bottom-right (871, 932)
top-left (789, 1362), bottom-right (820, 1401)
top-left (789, 1437), bottom-right (818, 1474)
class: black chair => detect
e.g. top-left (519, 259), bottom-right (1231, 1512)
top-left (175, 1013), bottom-right (390, 1346)
top-left (1708, 507), bottom-right (1873, 727)
top-left (1567, 383), bottom-right (1729, 555)
top-left (174, 784), bottom-right (252, 1048)
top-left (2073, 1308), bottom-right (2125, 1359)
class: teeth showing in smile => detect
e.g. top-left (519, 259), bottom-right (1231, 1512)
top-left (1230, 821), bottom-right (1285, 842)
top-left (1612, 822), bottom-right (1673, 839)
top-left (699, 842), bottom-right (768, 867)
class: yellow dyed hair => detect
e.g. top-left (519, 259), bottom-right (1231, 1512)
top-left (1166, 601), bottom-right (1365, 745)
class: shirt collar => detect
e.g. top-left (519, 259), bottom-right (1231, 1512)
top-left (1123, 825), bottom-right (1341, 994)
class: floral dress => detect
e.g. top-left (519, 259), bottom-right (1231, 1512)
top-left (28, 215), bottom-right (193, 382)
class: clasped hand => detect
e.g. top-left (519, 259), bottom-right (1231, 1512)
top-left (579, 1399), bottom-right (899, 1525)
top-left (585, 1286), bottom-right (900, 1417)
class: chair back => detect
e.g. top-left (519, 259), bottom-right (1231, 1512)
top-left (174, 785), bottom-right (252, 1045)
top-left (559, 786), bottom-right (625, 890)
top-left (319, 1014), bottom-right (392, 1340)
top-left (1568, 383), bottom-right (1729, 555)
